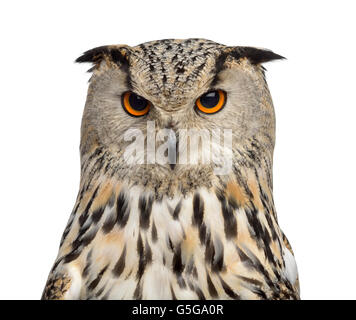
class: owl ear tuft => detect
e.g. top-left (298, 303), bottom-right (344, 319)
top-left (235, 47), bottom-right (285, 65)
top-left (75, 46), bottom-right (129, 72)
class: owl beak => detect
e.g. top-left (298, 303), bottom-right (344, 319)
top-left (167, 129), bottom-right (177, 170)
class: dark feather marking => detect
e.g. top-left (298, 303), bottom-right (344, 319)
top-left (205, 236), bottom-right (224, 273)
top-left (92, 206), bottom-right (105, 223)
top-left (80, 227), bottom-right (99, 247)
top-left (173, 245), bottom-right (184, 275)
top-left (176, 66), bottom-right (185, 74)
top-left (82, 250), bottom-right (92, 278)
top-left (91, 153), bottom-right (106, 174)
top-left (195, 286), bottom-right (206, 300)
top-left (245, 203), bottom-right (264, 240)
top-left (205, 238), bottom-right (215, 265)
top-left (151, 221), bottom-right (158, 242)
top-left (112, 246), bottom-right (126, 277)
top-left (102, 208), bottom-right (116, 234)
top-left (232, 168), bottom-right (254, 200)
top-left (245, 203), bottom-right (276, 266)
top-left (261, 228), bottom-right (275, 266)
top-left (199, 223), bottom-right (207, 244)
top-left (213, 47), bottom-right (284, 86)
top-left (73, 194), bottom-right (83, 215)
top-left (79, 185), bottom-right (100, 227)
top-left (107, 192), bottom-right (116, 208)
top-left (145, 240), bottom-right (152, 265)
top-left (139, 194), bottom-right (154, 229)
top-left (214, 51), bottom-right (230, 76)
top-left (252, 288), bottom-right (268, 299)
top-left (177, 276), bottom-right (187, 289)
top-left (170, 286), bottom-right (177, 300)
top-left (116, 191), bottom-right (129, 228)
top-left (76, 46), bottom-right (131, 87)
top-left (236, 275), bottom-right (263, 287)
top-left (110, 49), bottom-right (129, 70)
top-left (88, 264), bottom-right (109, 291)
top-left (185, 258), bottom-right (194, 275)
top-left (50, 257), bottom-right (64, 272)
top-left (133, 282), bottom-right (142, 299)
top-left (66, 227), bottom-right (97, 265)
top-left (237, 246), bottom-right (276, 290)
top-left (60, 214), bottom-right (75, 246)
top-left (136, 234), bottom-right (152, 281)
top-left (172, 200), bottom-right (182, 220)
top-left (192, 193), bottom-right (204, 226)
top-left (81, 147), bottom-right (103, 175)
top-left (136, 233), bottom-right (145, 279)
top-left (206, 273), bottom-right (218, 298)
top-left (167, 236), bottom-right (174, 252)
top-left (76, 46), bottom-right (129, 69)
top-left (212, 237), bottom-right (224, 272)
top-left (258, 182), bottom-right (278, 241)
top-left (71, 222), bottom-right (92, 250)
top-left (95, 285), bottom-right (106, 298)
top-left (227, 196), bottom-right (239, 214)
top-left (236, 246), bottom-right (253, 265)
top-left (237, 47), bottom-right (285, 65)
top-left (196, 62), bottom-right (206, 72)
top-left (63, 248), bottom-right (81, 264)
top-left (101, 289), bottom-right (112, 300)
top-left (187, 281), bottom-right (194, 291)
top-left (216, 190), bottom-right (238, 239)
top-left (220, 277), bottom-right (240, 299)
top-left (72, 223), bottom-right (91, 248)
top-left (72, 200), bottom-right (82, 217)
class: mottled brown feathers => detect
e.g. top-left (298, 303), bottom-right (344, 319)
top-left (41, 274), bottom-right (72, 300)
top-left (42, 38), bottom-right (298, 300)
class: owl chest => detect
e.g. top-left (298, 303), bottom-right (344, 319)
top-left (67, 187), bottom-right (291, 299)
top-left (75, 189), bottom-right (237, 299)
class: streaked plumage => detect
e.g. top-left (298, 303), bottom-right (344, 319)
top-left (42, 39), bottom-right (299, 300)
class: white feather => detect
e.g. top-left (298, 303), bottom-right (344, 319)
top-left (282, 247), bottom-right (298, 285)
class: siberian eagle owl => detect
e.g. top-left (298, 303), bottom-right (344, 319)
top-left (42, 38), bottom-right (299, 300)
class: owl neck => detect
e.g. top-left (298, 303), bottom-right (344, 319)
top-left (76, 141), bottom-right (275, 218)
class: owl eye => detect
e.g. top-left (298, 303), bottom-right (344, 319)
top-left (122, 91), bottom-right (150, 117)
top-left (195, 90), bottom-right (226, 114)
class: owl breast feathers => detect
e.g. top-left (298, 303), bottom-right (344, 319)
top-left (42, 39), bottom-right (299, 300)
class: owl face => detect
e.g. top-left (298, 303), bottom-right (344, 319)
top-left (78, 39), bottom-right (283, 195)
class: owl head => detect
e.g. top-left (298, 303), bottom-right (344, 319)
top-left (76, 39), bottom-right (284, 196)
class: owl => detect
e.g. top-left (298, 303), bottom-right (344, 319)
top-left (42, 39), bottom-right (299, 300)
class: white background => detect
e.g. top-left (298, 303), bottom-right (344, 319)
top-left (0, 0), bottom-right (355, 300)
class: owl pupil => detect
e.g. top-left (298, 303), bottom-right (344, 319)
top-left (200, 91), bottom-right (219, 108)
top-left (129, 93), bottom-right (147, 111)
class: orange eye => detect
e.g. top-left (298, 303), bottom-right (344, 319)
top-left (195, 90), bottom-right (226, 114)
top-left (122, 91), bottom-right (150, 117)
